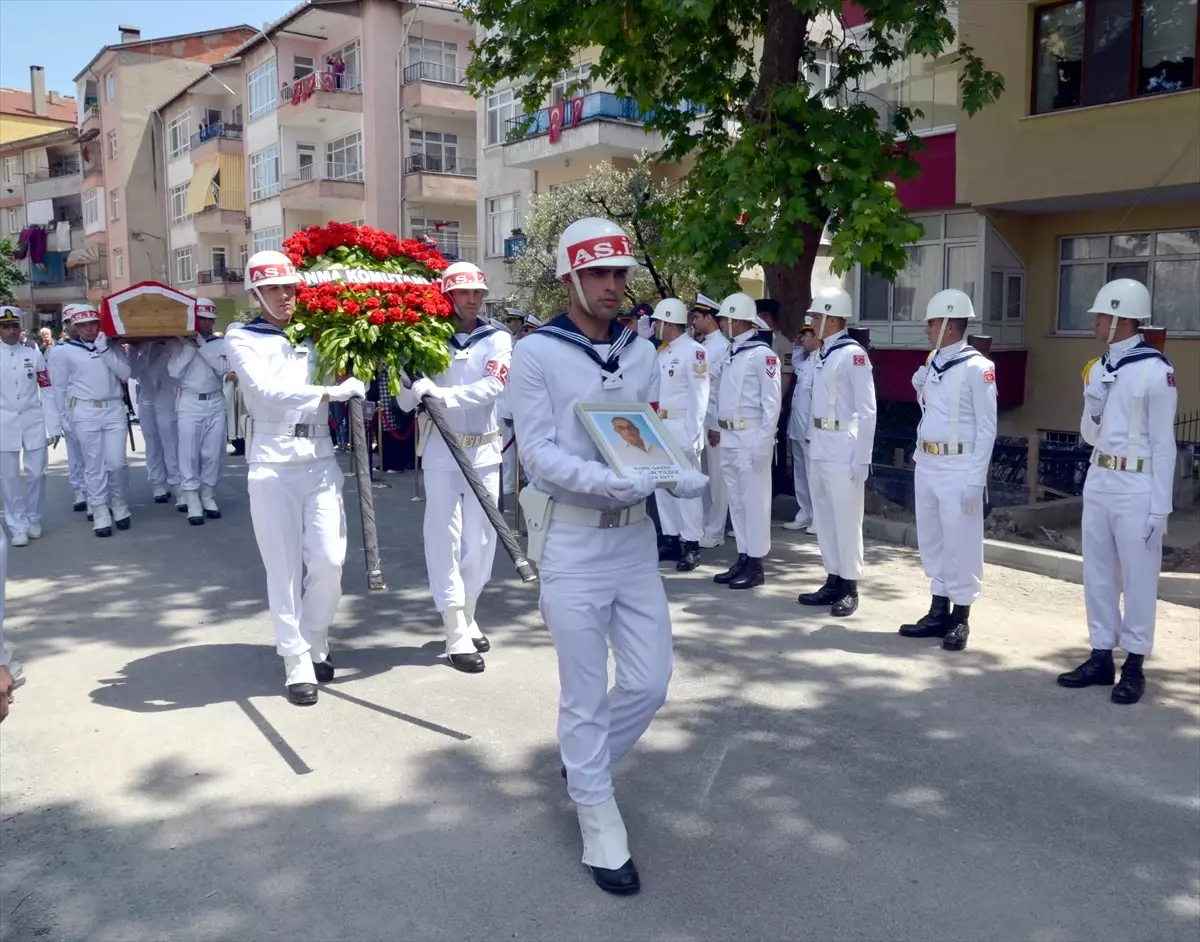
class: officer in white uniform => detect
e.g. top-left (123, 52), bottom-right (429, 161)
top-left (0, 306), bottom-right (61, 546)
top-left (54, 304), bottom-right (133, 536)
top-left (49, 307), bottom-right (89, 512)
top-left (225, 251), bottom-right (365, 706)
top-left (129, 341), bottom-right (183, 510)
top-left (690, 294), bottom-right (732, 547)
top-left (399, 261), bottom-right (511, 674)
top-left (711, 293), bottom-right (782, 590)
top-left (797, 286), bottom-right (877, 616)
top-left (509, 216), bottom-right (707, 896)
top-left (168, 298), bottom-right (230, 526)
top-left (649, 298), bottom-right (710, 571)
top-left (1058, 279), bottom-right (1177, 705)
top-left (783, 320), bottom-right (818, 532)
top-left (899, 289), bottom-right (997, 651)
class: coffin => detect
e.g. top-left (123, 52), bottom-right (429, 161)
top-left (100, 281), bottom-right (196, 340)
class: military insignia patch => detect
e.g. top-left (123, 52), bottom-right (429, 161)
top-left (1167, 372), bottom-right (1176, 387)
top-left (695, 349), bottom-right (705, 361)
top-left (765, 355), bottom-right (778, 379)
top-left (36, 369), bottom-right (51, 387)
top-left (853, 354), bottom-right (866, 366)
top-left (693, 362), bottom-right (707, 376)
top-left (484, 359), bottom-right (509, 384)
top-left (983, 369), bottom-right (995, 384)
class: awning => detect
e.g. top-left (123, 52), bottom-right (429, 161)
top-left (216, 154), bottom-right (246, 212)
top-left (185, 156), bottom-right (221, 214)
top-left (65, 243), bottom-right (101, 269)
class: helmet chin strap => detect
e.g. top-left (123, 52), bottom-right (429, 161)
top-left (569, 271), bottom-right (594, 317)
top-left (934, 319), bottom-right (948, 351)
top-left (1107, 315), bottom-right (1119, 345)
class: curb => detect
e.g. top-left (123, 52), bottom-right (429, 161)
top-left (862, 516), bottom-right (1200, 610)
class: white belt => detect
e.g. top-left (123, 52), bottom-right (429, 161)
top-left (453, 429), bottom-right (500, 448)
top-left (251, 420), bottom-right (331, 439)
top-left (1092, 450), bottom-right (1150, 473)
top-left (70, 396), bottom-right (122, 409)
top-left (179, 389), bottom-right (223, 402)
top-left (918, 439), bottom-right (975, 456)
top-left (718, 417), bottom-right (762, 430)
top-left (658, 408), bottom-right (680, 420)
top-left (551, 500), bottom-right (647, 529)
top-left (813, 417), bottom-right (842, 431)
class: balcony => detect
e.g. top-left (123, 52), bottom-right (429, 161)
top-left (86, 277), bottom-right (109, 302)
top-left (401, 154), bottom-right (477, 204)
top-left (26, 162), bottom-right (83, 201)
top-left (412, 237), bottom-right (478, 265)
top-left (192, 204), bottom-right (247, 235)
top-left (503, 234), bottom-right (527, 260)
top-left (502, 91), bottom-right (668, 170)
top-left (278, 71), bottom-right (363, 129)
top-left (400, 61), bottom-right (475, 118)
top-left (29, 267), bottom-right (88, 302)
top-left (195, 269), bottom-right (245, 299)
top-left (78, 102), bottom-right (100, 141)
top-left (189, 123), bottom-right (244, 162)
top-left (280, 166), bottom-right (365, 212)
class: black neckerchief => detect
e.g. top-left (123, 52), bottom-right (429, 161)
top-left (450, 319), bottom-right (497, 351)
top-left (1102, 341), bottom-right (1171, 373)
top-left (931, 345), bottom-right (979, 377)
top-left (242, 316), bottom-right (288, 338)
top-left (730, 339), bottom-right (772, 359)
top-left (540, 312), bottom-right (637, 379)
top-left (65, 338), bottom-right (94, 352)
top-left (818, 336), bottom-right (864, 364)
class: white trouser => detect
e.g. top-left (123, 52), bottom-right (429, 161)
top-left (501, 426), bottom-right (517, 494)
top-left (541, 526), bottom-right (673, 807)
top-left (0, 447), bottom-right (47, 535)
top-left (701, 436), bottom-right (728, 543)
top-left (789, 436), bottom-right (812, 521)
top-left (140, 398), bottom-right (181, 488)
top-left (657, 444), bottom-right (703, 542)
top-left (247, 459), bottom-right (347, 657)
top-left (809, 458), bottom-right (865, 580)
top-left (423, 464), bottom-right (499, 637)
top-left (74, 419), bottom-right (129, 512)
top-left (721, 445), bottom-right (772, 558)
top-left (1082, 485), bottom-right (1160, 656)
top-left (64, 431), bottom-right (87, 493)
top-left (177, 399), bottom-right (227, 492)
top-left (914, 462), bottom-right (983, 606)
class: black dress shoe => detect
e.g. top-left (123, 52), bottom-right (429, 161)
top-left (658, 536), bottom-right (682, 562)
top-left (314, 657), bottom-right (335, 683)
top-left (899, 595), bottom-right (951, 637)
top-left (675, 541), bottom-right (700, 572)
top-left (831, 580), bottom-right (859, 617)
top-left (1111, 657), bottom-right (1145, 704)
top-left (87, 512), bottom-right (93, 521)
top-left (729, 557), bottom-right (764, 589)
top-left (798, 573), bottom-right (841, 606)
top-left (177, 503), bottom-right (188, 513)
top-left (288, 683), bottom-right (318, 705)
top-left (942, 607), bottom-right (969, 651)
top-left (188, 514), bottom-right (204, 526)
top-left (588, 858), bottom-right (641, 896)
top-left (153, 493), bottom-right (170, 504)
top-left (714, 553), bottom-right (748, 584)
top-left (115, 516), bottom-right (132, 531)
top-left (204, 508), bottom-right (221, 519)
top-left (474, 635), bottom-right (491, 653)
top-left (449, 652), bottom-right (485, 673)
top-left (1057, 650), bottom-right (1115, 688)
top-left (94, 526), bottom-right (112, 538)
top-left (73, 500), bottom-right (87, 512)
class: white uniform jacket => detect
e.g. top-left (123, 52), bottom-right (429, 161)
top-left (701, 330), bottom-right (731, 433)
top-left (225, 318), bottom-right (333, 466)
top-left (807, 329), bottom-right (877, 466)
top-left (787, 352), bottom-right (815, 442)
top-left (128, 343), bottom-right (179, 405)
top-left (0, 343), bottom-right (59, 450)
top-left (649, 332), bottom-right (709, 455)
top-left (55, 338), bottom-right (131, 429)
top-left (397, 319), bottom-right (512, 471)
top-left (1080, 337), bottom-right (1177, 516)
top-left (912, 340), bottom-right (998, 485)
top-left (715, 330), bottom-right (782, 452)
top-left (168, 335), bottom-right (230, 400)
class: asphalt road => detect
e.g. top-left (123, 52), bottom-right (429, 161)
top-left (1, 437), bottom-right (1198, 942)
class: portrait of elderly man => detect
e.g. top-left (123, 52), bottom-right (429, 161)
top-left (609, 415), bottom-right (672, 469)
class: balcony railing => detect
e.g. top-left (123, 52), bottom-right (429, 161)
top-left (88, 277), bottom-right (109, 290)
top-left (411, 232), bottom-right (478, 265)
top-left (197, 269), bottom-right (244, 285)
top-left (503, 234), bottom-right (527, 259)
top-left (31, 271), bottom-right (87, 288)
top-left (281, 70), bottom-right (362, 106)
top-left (189, 123), bottom-right (243, 149)
top-left (403, 154), bottom-right (477, 177)
top-left (402, 61), bottom-right (467, 86)
top-left (80, 103), bottom-right (99, 122)
top-left (29, 162), bottom-right (82, 181)
top-left (504, 91), bottom-right (646, 142)
top-left (281, 165), bottom-right (365, 190)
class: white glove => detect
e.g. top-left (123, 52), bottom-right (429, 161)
top-left (410, 377), bottom-right (442, 401)
top-left (961, 483), bottom-right (985, 515)
top-left (1144, 513), bottom-right (1167, 547)
top-left (668, 468), bottom-right (709, 499)
top-left (327, 377), bottom-right (367, 402)
top-left (604, 471), bottom-right (657, 502)
top-left (92, 333), bottom-right (108, 353)
top-left (912, 364), bottom-right (930, 391)
top-left (1083, 374), bottom-right (1113, 419)
top-left (848, 463), bottom-right (869, 486)
top-left (750, 448), bottom-right (772, 474)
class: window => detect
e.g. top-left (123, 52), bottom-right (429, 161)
top-left (104, 72), bottom-right (115, 101)
top-left (109, 188), bottom-right (120, 221)
top-left (409, 129), bottom-right (458, 172)
top-left (167, 111), bottom-right (191, 159)
top-left (846, 46), bottom-right (958, 134)
top-left (328, 39), bottom-right (361, 91)
top-left (211, 246), bottom-right (228, 274)
top-left (486, 89), bottom-right (520, 145)
top-left (987, 271), bottom-right (1025, 325)
top-left (860, 212), bottom-right (981, 322)
top-left (486, 193), bottom-right (521, 257)
top-left (169, 183), bottom-right (190, 224)
top-left (83, 187), bottom-right (102, 232)
top-left (250, 145), bottom-right (280, 200)
top-left (325, 131), bottom-right (363, 181)
top-left (5, 206), bottom-right (22, 233)
top-left (410, 217), bottom-right (461, 256)
top-left (1058, 229), bottom-right (1200, 333)
top-left (551, 63), bottom-right (592, 104)
top-left (174, 246), bottom-right (194, 283)
top-left (407, 37), bottom-right (459, 83)
top-left (231, 104), bottom-right (243, 126)
top-left (112, 248), bottom-right (124, 279)
top-left (252, 227), bottom-right (283, 254)
top-left (247, 59), bottom-right (278, 119)
top-left (1034, 0), bottom-right (1199, 115)
top-left (239, 243), bottom-right (248, 269)
top-left (3, 155), bottom-right (20, 184)
top-left (293, 55), bottom-right (316, 80)
top-left (107, 130), bottom-right (118, 161)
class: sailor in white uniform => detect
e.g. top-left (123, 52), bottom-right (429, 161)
top-left (690, 294), bottom-right (732, 548)
top-left (0, 306), bottom-right (61, 546)
top-left (797, 286), bottom-right (877, 617)
top-left (53, 304), bottom-right (133, 536)
top-left (1057, 279), bottom-right (1177, 705)
top-left (48, 307), bottom-right (89, 512)
top-left (168, 298), bottom-right (231, 525)
top-left (899, 289), bottom-right (997, 652)
top-left (782, 320), bottom-right (818, 532)
top-left (225, 251), bottom-right (365, 706)
top-left (509, 217), bottom-right (707, 896)
top-left (399, 261), bottom-right (511, 674)
top-left (129, 340), bottom-right (183, 509)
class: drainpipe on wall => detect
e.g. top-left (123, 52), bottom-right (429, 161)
top-left (396, 5), bottom-right (420, 238)
top-left (151, 107), bottom-right (172, 287)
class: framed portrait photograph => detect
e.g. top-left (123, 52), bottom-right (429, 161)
top-left (574, 401), bottom-right (689, 484)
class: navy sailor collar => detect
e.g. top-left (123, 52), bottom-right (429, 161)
top-left (540, 312), bottom-right (637, 376)
top-left (450, 318), bottom-right (498, 351)
top-left (242, 316), bottom-right (288, 337)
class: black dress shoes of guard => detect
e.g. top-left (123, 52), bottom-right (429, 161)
top-left (676, 541), bottom-right (701, 572)
top-left (474, 635), bottom-right (490, 653)
top-left (1111, 654), bottom-right (1145, 705)
top-left (714, 553), bottom-right (748, 585)
top-left (798, 573), bottom-right (841, 606)
top-left (1057, 649), bottom-right (1115, 688)
top-left (658, 535), bottom-right (682, 562)
top-left (941, 606), bottom-right (970, 651)
top-left (449, 652), bottom-right (485, 673)
top-left (899, 595), bottom-right (952, 638)
top-left (729, 556), bottom-right (764, 589)
top-left (288, 683), bottom-right (318, 706)
top-left (589, 858), bottom-right (641, 896)
top-left (830, 579), bottom-right (859, 617)
top-left (314, 656), bottom-right (335, 684)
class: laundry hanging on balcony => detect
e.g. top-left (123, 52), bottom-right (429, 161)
top-left (26, 199), bottom-right (54, 226)
top-left (185, 156), bottom-right (221, 214)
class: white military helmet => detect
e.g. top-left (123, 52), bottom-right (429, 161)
top-left (924, 288), bottom-right (976, 322)
top-left (441, 261), bottom-right (488, 294)
top-left (1088, 279), bottom-right (1151, 321)
top-left (195, 297), bottom-right (218, 319)
top-left (808, 286), bottom-right (854, 322)
top-left (651, 298), bottom-right (688, 325)
top-left (64, 302), bottom-right (100, 324)
top-left (717, 292), bottom-right (768, 330)
top-left (555, 217), bottom-right (639, 278)
top-left (245, 250), bottom-right (302, 291)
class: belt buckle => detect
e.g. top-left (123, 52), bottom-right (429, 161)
top-left (461, 434), bottom-right (479, 448)
top-left (1097, 453), bottom-right (1117, 470)
top-left (91, 400), bottom-right (102, 408)
top-left (294, 424), bottom-right (310, 439)
top-left (597, 509), bottom-right (623, 529)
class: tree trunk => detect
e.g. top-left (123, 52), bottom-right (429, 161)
top-left (765, 221), bottom-right (822, 339)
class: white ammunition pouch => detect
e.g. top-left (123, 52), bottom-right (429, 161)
top-left (517, 486), bottom-right (554, 565)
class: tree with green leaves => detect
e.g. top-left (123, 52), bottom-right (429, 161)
top-left (467, 0), bottom-right (1003, 333)
top-left (0, 237), bottom-right (28, 306)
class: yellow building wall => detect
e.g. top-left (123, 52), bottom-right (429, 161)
top-left (0, 115), bottom-right (73, 147)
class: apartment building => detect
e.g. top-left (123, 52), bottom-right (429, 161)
top-left (73, 24), bottom-right (259, 303)
top-left (154, 0), bottom-right (477, 322)
top-left (0, 67), bottom-right (76, 146)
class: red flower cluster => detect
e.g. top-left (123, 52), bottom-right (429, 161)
top-left (296, 281), bottom-right (453, 324)
top-left (282, 221), bottom-right (449, 271)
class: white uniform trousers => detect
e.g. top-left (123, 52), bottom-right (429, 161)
top-left (501, 427), bottom-right (517, 494)
top-left (247, 459), bottom-right (347, 657)
top-left (177, 400), bottom-right (227, 492)
top-left (657, 441), bottom-right (703, 542)
top-left (422, 464), bottom-right (498, 652)
top-left (701, 437), bottom-right (729, 544)
top-left (809, 458), bottom-right (865, 579)
top-left (789, 437), bottom-right (812, 521)
top-left (74, 411), bottom-right (129, 513)
top-left (0, 447), bottom-right (47, 535)
top-left (541, 522), bottom-right (673, 807)
top-left (914, 463), bottom-right (984, 605)
top-left (140, 398), bottom-right (181, 488)
top-left (721, 445), bottom-right (772, 558)
top-left (1082, 486), bottom-right (1161, 656)
top-left (64, 431), bottom-right (87, 495)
